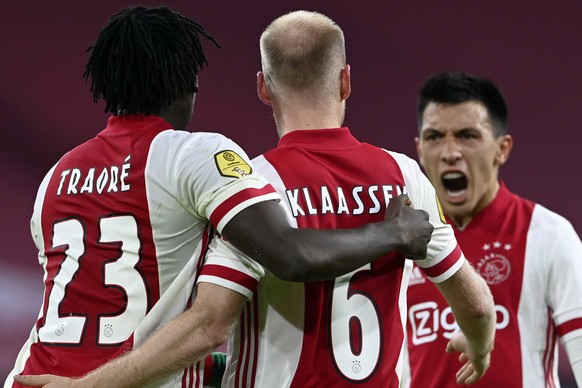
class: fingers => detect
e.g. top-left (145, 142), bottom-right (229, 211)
top-left (458, 352), bottom-right (468, 363)
top-left (385, 194), bottom-right (412, 222)
top-left (420, 209), bottom-right (430, 221)
top-left (386, 194), bottom-right (407, 213)
top-left (446, 332), bottom-right (464, 353)
top-left (456, 361), bottom-right (481, 385)
top-left (455, 358), bottom-right (487, 385)
top-left (464, 372), bottom-right (481, 386)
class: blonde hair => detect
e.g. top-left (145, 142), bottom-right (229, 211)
top-left (260, 10), bottom-right (346, 101)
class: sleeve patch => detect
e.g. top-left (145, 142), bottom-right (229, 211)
top-left (214, 150), bottom-right (253, 178)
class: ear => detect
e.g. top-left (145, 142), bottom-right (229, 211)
top-left (495, 134), bottom-right (513, 166)
top-left (340, 64), bottom-right (351, 101)
top-left (415, 136), bottom-right (426, 169)
top-left (257, 71), bottom-right (272, 106)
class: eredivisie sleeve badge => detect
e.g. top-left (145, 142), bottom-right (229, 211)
top-left (214, 150), bottom-right (253, 178)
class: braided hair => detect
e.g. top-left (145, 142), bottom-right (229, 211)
top-left (84, 6), bottom-right (220, 115)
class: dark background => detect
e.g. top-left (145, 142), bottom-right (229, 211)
top-left (1, 1), bottom-right (580, 385)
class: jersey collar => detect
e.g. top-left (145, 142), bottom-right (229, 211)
top-left (450, 181), bottom-right (514, 231)
top-left (277, 127), bottom-right (360, 150)
top-left (103, 114), bottom-right (174, 134)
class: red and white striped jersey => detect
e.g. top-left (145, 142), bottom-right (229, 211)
top-left (404, 182), bottom-right (582, 388)
top-left (4, 115), bottom-right (277, 388)
top-left (207, 127), bottom-right (464, 387)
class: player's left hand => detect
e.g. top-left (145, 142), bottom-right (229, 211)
top-left (13, 374), bottom-right (76, 387)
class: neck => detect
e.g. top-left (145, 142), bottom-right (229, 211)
top-left (448, 180), bottom-right (501, 229)
top-left (273, 98), bottom-right (344, 138)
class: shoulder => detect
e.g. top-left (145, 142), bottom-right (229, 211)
top-left (524, 201), bottom-right (581, 261)
top-left (152, 130), bottom-right (234, 148)
top-left (382, 149), bottom-right (418, 166)
top-left (252, 153), bottom-right (269, 169)
top-left (380, 149), bottom-right (427, 187)
top-left (507, 186), bottom-right (573, 231)
top-left (151, 130), bottom-right (248, 161)
top-left (530, 202), bottom-right (576, 235)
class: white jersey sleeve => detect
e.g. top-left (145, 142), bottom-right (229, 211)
top-left (386, 150), bottom-right (464, 283)
top-left (150, 130), bottom-right (279, 233)
top-left (532, 205), bottom-right (582, 385)
top-left (197, 236), bottom-right (265, 300)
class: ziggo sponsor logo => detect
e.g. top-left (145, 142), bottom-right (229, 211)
top-left (408, 302), bottom-right (509, 345)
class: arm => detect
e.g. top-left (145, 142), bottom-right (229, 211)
top-left (221, 194), bottom-right (433, 282)
top-left (14, 282), bottom-right (245, 388)
top-left (435, 261), bottom-right (496, 385)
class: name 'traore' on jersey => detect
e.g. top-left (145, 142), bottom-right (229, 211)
top-left (56, 155), bottom-right (132, 196)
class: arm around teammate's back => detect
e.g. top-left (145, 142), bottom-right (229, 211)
top-left (221, 193), bottom-right (434, 282)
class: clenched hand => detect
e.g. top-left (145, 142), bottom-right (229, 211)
top-left (385, 194), bottom-right (433, 259)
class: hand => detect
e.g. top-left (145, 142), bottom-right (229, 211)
top-left (385, 194), bottom-right (433, 259)
top-left (446, 332), bottom-right (492, 385)
top-left (13, 374), bottom-right (76, 388)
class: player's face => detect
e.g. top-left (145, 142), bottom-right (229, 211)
top-left (415, 101), bottom-right (511, 227)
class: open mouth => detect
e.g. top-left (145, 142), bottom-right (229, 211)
top-left (441, 172), bottom-right (468, 198)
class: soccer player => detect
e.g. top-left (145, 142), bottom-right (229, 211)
top-left (212, 12), bottom-right (495, 387)
top-left (404, 72), bottom-right (582, 387)
top-left (5, 6), bottom-right (436, 388)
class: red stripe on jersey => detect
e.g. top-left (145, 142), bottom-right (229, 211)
top-left (235, 304), bottom-right (247, 388)
top-left (195, 228), bottom-right (212, 282)
top-left (181, 228), bottom-right (207, 388)
top-left (234, 298), bottom-right (259, 388)
top-left (556, 317), bottom-right (582, 336)
top-left (543, 309), bottom-right (557, 388)
top-left (209, 185), bottom-right (276, 228)
top-left (241, 302), bottom-right (253, 388)
top-left (196, 362), bottom-right (202, 388)
top-left (422, 244), bottom-right (462, 279)
top-left (199, 264), bottom-right (258, 293)
top-left (548, 340), bottom-right (556, 388)
top-left (179, 349), bottom-right (204, 387)
top-left (250, 297), bottom-right (259, 387)
top-left (188, 365), bottom-right (193, 388)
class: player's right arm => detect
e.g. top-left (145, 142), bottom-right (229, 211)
top-left (436, 261), bottom-right (496, 385)
top-left (221, 193), bottom-right (433, 282)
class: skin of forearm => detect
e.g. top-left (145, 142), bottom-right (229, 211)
top-left (229, 220), bottom-right (403, 282)
top-left (452, 278), bottom-right (496, 355)
top-left (221, 198), bottom-right (423, 283)
top-left (280, 222), bottom-right (403, 281)
top-left (438, 263), bottom-right (496, 356)
top-left (77, 306), bottom-right (233, 388)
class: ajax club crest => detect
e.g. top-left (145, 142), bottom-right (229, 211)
top-left (476, 241), bottom-right (512, 285)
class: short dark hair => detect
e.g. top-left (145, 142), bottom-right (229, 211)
top-left (84, 6), bottom-right (220, 115)
top-left (417, 72), bottom-right (508, 137)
